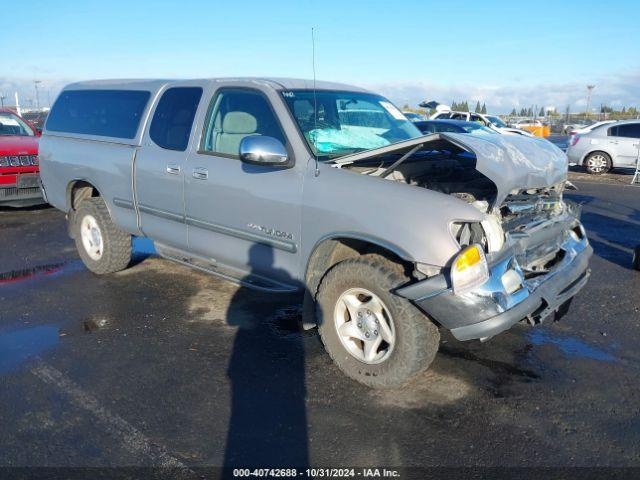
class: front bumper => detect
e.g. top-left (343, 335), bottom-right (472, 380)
top-left (398, 219), bottom-right (592, 341)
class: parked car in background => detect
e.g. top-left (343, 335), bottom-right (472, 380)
top-left (402, 112), bottom-right (426, 122)
top-left (0, 109), bottom-right (43, 207)
top-left (567, 120), bottom-right (615, 137)
top-left (21, 110), bottom-right (49, 132)
top-left (430, 110), bottom-right (534, 137)
top-left (562, 122), bottom-right (589, 134)
top-left (414, 119), bottom-right (497, 136)
top-left (567, 120), bottom-right (640, 174)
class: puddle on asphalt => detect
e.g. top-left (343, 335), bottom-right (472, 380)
top-left (0, 263), bottom-right (65, 285)
top-left (132, 237), bottom-right (157, 256)
top-left (528, 329), bottom-right (616, 362)
top-left (0, 325), bottom-right (59, 374)
top-left (0, 261), bottom-right (86, 287)
top-left (0, 238), bottom-right (155, 287)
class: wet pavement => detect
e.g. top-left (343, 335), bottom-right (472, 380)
top-left (0, 179), bottom-right (639, 474)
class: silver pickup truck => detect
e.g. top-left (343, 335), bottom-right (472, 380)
top-left (40, 78), bottom-right (592, 388)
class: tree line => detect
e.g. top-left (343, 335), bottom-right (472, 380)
top-left (449, 100), bottom-right (487, 114)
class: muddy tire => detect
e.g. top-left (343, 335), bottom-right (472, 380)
top-left (317, 256), bottom-right (440, 389)
top-left (74, 197), bottom-right (131, 274)
top-left (584, 151), bottom-right (612, 175)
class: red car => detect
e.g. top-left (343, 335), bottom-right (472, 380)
top-left (0, 108), bottom-right (43, 207)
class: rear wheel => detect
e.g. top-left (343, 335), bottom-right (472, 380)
top-left (317, 256), bottom-right (440, 389)
top-left (584, 152), bottom-right (612, 175)
top-left (74, 197), bottom-right (131, 274)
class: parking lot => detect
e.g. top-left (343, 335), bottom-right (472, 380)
top-left (1, 174), bottom-right (639, 475)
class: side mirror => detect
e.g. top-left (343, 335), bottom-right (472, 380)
top-left (239, 136), bottom-right (291, 167)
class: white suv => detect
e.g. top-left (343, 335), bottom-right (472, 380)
top-left (566, 120), bottom-right (640, 174)
top-left (430, 110), bottom-right (533, 137)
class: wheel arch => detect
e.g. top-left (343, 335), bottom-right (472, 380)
top-left (66, 179), bottom-right (104, 212)
top-left (302, 235), bottom-right (416, 329)
top-left (66, 179), bottom-right (109, 239)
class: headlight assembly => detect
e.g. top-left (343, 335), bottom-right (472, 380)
top-left (451, 244), bottom-right (489, 295)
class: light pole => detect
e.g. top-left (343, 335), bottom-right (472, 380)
top-left (585, 85), bottom-right (595, 121)
top-left (34, 80), bottom-right (42, 110)
top-left (0, 93), bottom-right (5, 108)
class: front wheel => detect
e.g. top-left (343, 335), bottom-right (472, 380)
top-left (584, 152), bottom-right (612, 175)
top-left (317, 256), bottom-right (440, 389)
top-left (74, 197), bottom-right (132, 274)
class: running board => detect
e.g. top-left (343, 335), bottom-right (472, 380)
top-left (155, 243), bottom-right (298, 293)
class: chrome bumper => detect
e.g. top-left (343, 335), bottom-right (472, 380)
top-left (398, 221), bottom-right (592, 341)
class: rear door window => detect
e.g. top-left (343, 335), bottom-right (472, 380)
top-left (616, 123), bottom-right (640, 139)
top-left (46, 90), bottom-right (151, 139)
top-left (149, 87), bottom-right (203, 151)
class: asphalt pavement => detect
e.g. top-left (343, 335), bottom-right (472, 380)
top-left (0, 176), bottom-right (639, 477)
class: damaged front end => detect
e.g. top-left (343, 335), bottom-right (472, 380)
top-left (333, 133), bottom-right (592, 341)
top-left (399, 195), bottom-right (591, 341)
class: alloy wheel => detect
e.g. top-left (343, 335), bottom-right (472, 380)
top-left (334, 288), bottom-right (395, 364)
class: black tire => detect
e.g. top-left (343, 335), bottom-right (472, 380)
top-left (74, 197), bottom-right (131, 274)
top-left (584, 151), bottom-right (612, 175)
top-left (633, 245), bottom-right (640, 271)
top-left (316, 256), bottom-right (440, 389)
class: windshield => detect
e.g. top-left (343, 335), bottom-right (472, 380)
top-left (486, 115), bottom-right (507, 128)
top-left (0, 112), bottom-right (35, 136)
top-left (403, 112), bottom-right (422, 121)
top-left (282, 90), bottom-right (421, 159)
top-left (460, 123), bottom-right (497, 136)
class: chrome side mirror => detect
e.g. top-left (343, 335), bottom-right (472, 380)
top-left (239, 136), bottom-right (291, 167)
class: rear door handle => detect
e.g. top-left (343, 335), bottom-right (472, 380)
top-left (192, 167), bottom-right (208, 180)
top-left (166, 164), bottom-right (181, 175)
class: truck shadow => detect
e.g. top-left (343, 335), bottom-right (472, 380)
top-left (222, 244), bottom-right (311, 474)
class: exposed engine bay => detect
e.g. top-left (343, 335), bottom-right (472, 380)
top-left (342, 147), bottom-right (499, 206)
top-left (334, 134), bottom-right (578, 278)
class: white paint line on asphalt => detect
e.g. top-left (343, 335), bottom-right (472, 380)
top-left (31, 363), bottom-right (197, 478)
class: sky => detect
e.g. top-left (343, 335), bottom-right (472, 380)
top-left (3, 0), bottom-right (638, 113)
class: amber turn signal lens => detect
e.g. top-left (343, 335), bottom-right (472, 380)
top-left (454, 244), bottom-right (482, 272)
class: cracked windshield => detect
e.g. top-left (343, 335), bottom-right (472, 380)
top-left (282, 90), bottom-right (421, 159)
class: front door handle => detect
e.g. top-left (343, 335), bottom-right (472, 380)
top-left (166, 164), bottom-right (181, 175)
top-left (192, 167), bottom-right (208, 180)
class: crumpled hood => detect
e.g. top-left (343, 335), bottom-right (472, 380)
top-left (331, 131), bottom-right (568, 207)
top-left (443, 132), bottom-right (567, 205)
